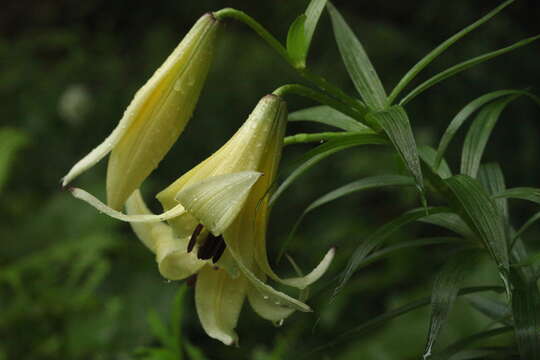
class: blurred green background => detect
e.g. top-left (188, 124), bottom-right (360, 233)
top-left (2, 0), bottom-right (539, 359)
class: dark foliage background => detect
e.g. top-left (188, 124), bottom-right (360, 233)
top-left (1, 0), bottom-right (539, 359)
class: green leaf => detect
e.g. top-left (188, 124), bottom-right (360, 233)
top-left (334, 207), bottom-right (449, 297)
top-left (362, 237), bottom-right (462, 269)
top-left (303, 0), bottom-right (327, 54)
top-left (444, 175), bottom-right (509, 279)
top-left (286, 0), bottom-right (327, 68)
top-left (367, 106), bottom-right (425, 203)
top-left (400, 34), bottom-right (540, 105)
top-left (461, 96), bottom-right (517, 178)
top-left (279, 175), bottom-right (414, 259)
top-left (270, 133), bottom-right (388, 205)
top-left (513, 211), bottom-right (540, 241)
top-left (477, 163), bottom-right (508, 218)
top-left (300, 175), bottom-right (413, 216)
top-left (467, 294), bottom-right (511, 326)
top-left (326, 2), bottom-right (387, 110)
top-left (388, 0), bottom-right (514, 104)
top-left (288, 105), bottom-right (369, 132)
top-left (493, 187), bottom-right (540, 205)
top-left (185, 342), bottom-right (209, 360)
top-left (423, 250), bottom-right (479, 359)
top-left (510, 271), bottom-right (540, 359)
top-left (418, 145), bottom-right (452, 179)
top-left (431, 326), bottom-right (513, 360)
top-left (0, 128), bottom-right (29, 191)
top-left (419, 213), bottom-right (475, 241)
top-left (446, 348), bottom-right (515, 360)
top-left (312, 286), bottom-right (503, 354)
top-left (286, 15), bottom-right (309, 68)
top-left (171, 285), bottom-right (187, 357)
top-left (147, 310), bottom-right (176, 352)
top-left (475, 165), bottom-right (538, 281)
top-left (434, 89), bottom-right (527, 169)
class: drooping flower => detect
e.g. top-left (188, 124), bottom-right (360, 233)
top-left (62, 13), bottom-right (220, 210)
top-left (125, 95), bottom-right (335, 345)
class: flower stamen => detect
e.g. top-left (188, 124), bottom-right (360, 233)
top-left (188, 223), bottom-right (204, 253)
top-left (197, 234), bottom-right (224, 260)
top-left (212, 240), bottom-right (227, 263)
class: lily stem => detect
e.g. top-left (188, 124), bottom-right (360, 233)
top-left (213, 8), bottom-right (291, 65)
top-left (272, 84), bottom-right (377, 130)
top-left (284, 132), bottom-right (350, 146)
top-left (213, 8), bottom-right (368, 120)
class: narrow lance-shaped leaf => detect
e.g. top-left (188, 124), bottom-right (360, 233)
top-left (327, 2), bottom-right (387, 110)
top-left (367, 106), bottom-right (426, 204)
top-left (493, 187), bottom-right (540, 205)
top-left (360, 237), bottom-right (462, 270)
top-left (443, 175), bottom-right (509, 283)
top-left (423, 250), bottom-right (478, 359)
top-left (334, 207), bottom-right (450, 298)
top-left (419, 212), bottom-right (475, 240)
top-left (286, 0), bottom-right (327, 68)
top-left (304, 0), bottom-right (327, 46)
top-left (286, 15), bottom-right (309, 68)
top-left (279, 175), bottom-right (414, 259)
top-left (400, 34), bottom-right (540, 105)
top-left (513, 211), bottom-right (540, 241)
top-left (312, 286), bottom-right (503, 354)
top-left (434, 89), bottom-right (530, 169)
top-left (270, 133), bottom-right (388, 205)
top-left (510, 270), bottom-right (540, 360)
top-left (418, 145), bottom-right (452, 179)
top-left (461, 96), bottom-right (517, 178)
top-left (476, 164), bottom-right (537, 282)
top-left (388, 0), bottom-right (514, 104)
top-left (467, 294), bottom-right (511, 326)
top-left (477, 163), bottom-right (508, 218)
top-left (430, 326), bottom-right (513, 360)
top-left (288, 105), bottom-right (370, 132)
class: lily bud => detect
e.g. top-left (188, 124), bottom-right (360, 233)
top-left (62, 13), bottom-right (220, 210)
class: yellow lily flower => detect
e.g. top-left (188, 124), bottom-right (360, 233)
top-left (126, 95), bottom-right (335, 345)
top-left (62, 13), bottom-right (220, 210)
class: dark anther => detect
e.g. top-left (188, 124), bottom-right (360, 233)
top-left (188, 224), bottom-right (204, 253)
top-left (212, 239), bottom-right (226, 264)
top-left (197, 233), bottom-right (221, 260)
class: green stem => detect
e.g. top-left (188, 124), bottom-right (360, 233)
top-left (213, 8), bottom-right (368, 119)
top-left (272, 84), bottom-right (378, 130)
top-left (213, 8), bottom-right (292, 65)
top-left (298, 68), bottom-right (368, 115)
top-left (284, 132), bottom-right (351, 146)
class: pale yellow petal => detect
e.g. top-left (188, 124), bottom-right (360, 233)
top-left (156, 95), bottom-right (286, 211)
top-left (247, 283), bottom-right (300, 323)
top-left (195, 266), bottom-right (247, 345)
top-left (221, 225), bottom-right (312, 313)
top-left (61, 130), bottom-right (121, 187)
top-left (156, 236), bottom-right (205, 280)
top-left (71, 187), bottom-right (186, 222)
top-left (258, 248), bottom-right (336, 289)
top-left (106, 14), bottom-right (220, 209)
top-left (175, 171), bottom-right (262, 236)
top-left (125, 189), bottom-right (172, 251)
top-left (125, 189), bottom-right (204, 280)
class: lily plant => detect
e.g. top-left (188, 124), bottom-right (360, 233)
top-left (62, 0), bottom-right (540, 357)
